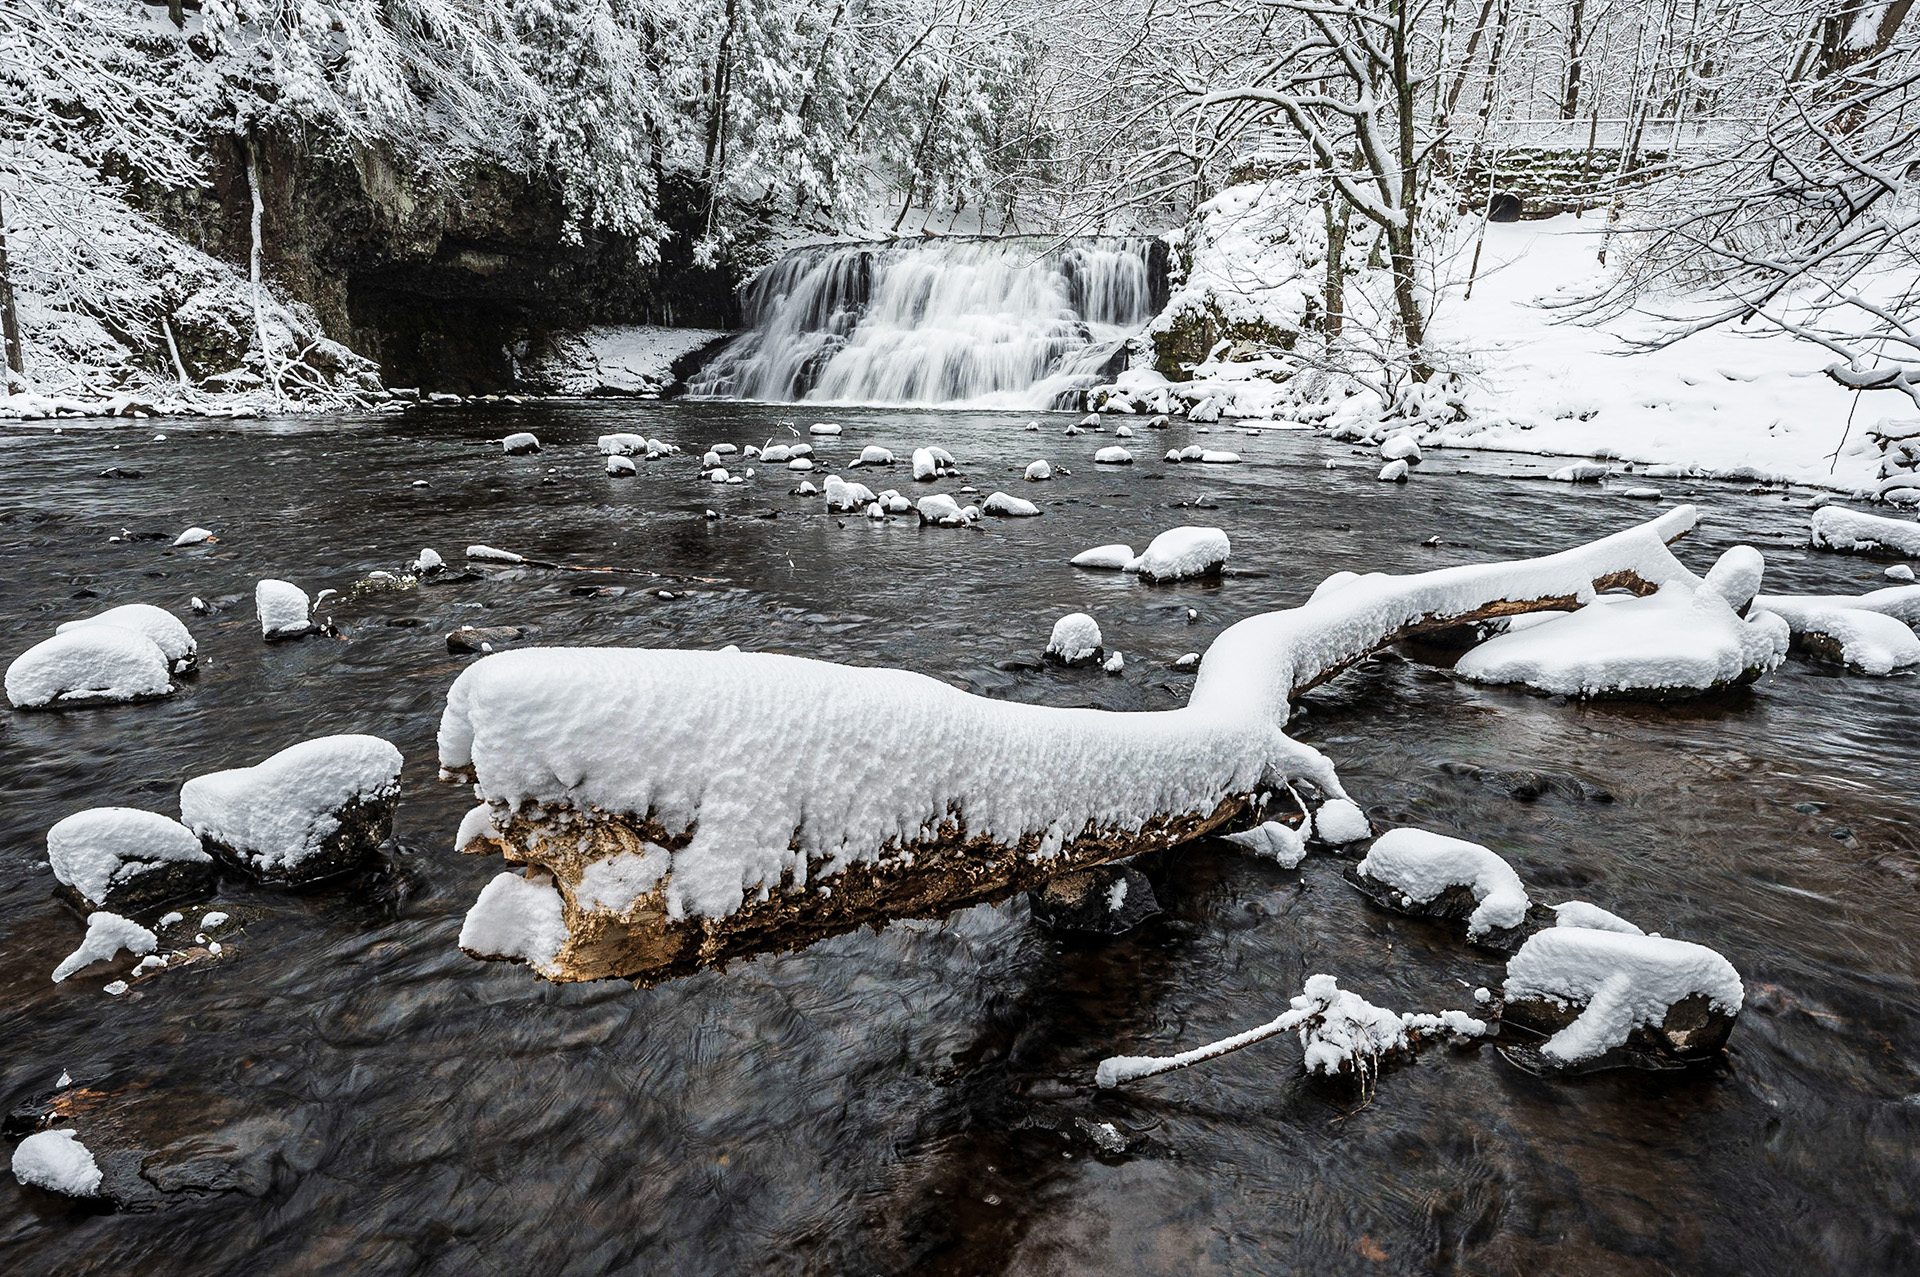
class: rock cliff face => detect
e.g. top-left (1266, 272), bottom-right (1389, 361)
top-left (142, 135), bottom-right (739, 392)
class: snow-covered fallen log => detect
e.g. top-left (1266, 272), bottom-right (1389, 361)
top-left (441, 507), bottom-right (1704, 985)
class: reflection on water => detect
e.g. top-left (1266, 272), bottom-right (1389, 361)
top-left (0, 404), bottom-right (1915, 1273)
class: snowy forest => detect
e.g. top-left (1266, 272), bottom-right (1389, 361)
top-left (4, 0), bottom-right (1920, 1272)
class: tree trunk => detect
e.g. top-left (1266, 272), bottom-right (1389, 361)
top-left (0, 192), bottom-right (23, 386)
top-left (1323, 191), bottom-right (1347, 339)
top-left (1562, 0), bottom-right (1588, 118)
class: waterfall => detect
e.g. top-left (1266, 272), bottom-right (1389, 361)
top-left (685, 236), bottom-right (1162, 408)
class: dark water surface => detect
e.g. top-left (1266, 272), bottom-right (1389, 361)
top-left (1, 404), bottom-right (1915, 1274)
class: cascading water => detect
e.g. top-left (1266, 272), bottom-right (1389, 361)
top-left (686, 237), bottom-right (1164, 409)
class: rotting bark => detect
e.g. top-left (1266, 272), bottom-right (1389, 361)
top-left (450, 511), bottom-right (1700, 986)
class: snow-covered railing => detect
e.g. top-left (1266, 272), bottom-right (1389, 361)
top-left (440, 506), bottom-right (1701, 985)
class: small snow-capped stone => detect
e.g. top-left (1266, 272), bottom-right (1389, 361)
top-left (1549, 461), bottom-right (1610, 483)
top-left (1503, 928), bottom-right (1744, 1064)
top-left (1552, 901), bottom-right (1645, 934)
top-left (1621, 487), bottom-right (1663, 499)
top-left (1115, 425), bottom-right (1134, 438)
top-left (1887, 564), bottom-right (1916, 581)
top-left (823, 474), bottom-right (878, 512)
top-left (1102, 650), bottom-right (1125, 674)
top-left (912, 448), bottom-right (940, 481)
top-left (1064, 425), bottom-right (1084, 437)
top-left (706, 467), bottom-right (731, 483)
top-left (181, 734), bottom-right (403, 882)
top-left (1148, 414), bottom-right (1171, 429)
top-left (1357, 828), bottom-right (1530, 940)
top-left (1200, 450), bottom-right (1241, 464)
top-left (1094, 446), bottom-right (1133, 465)
top-left (256, 579), bottom-right (313, 641)
top-left (983, 492), bottom-right (1041, 517)
top-left (1173, 652), bottom-right (1200, 669)
top-left (158, 911), bottom-right (183, 928)
top-left (1179, 445), bottom-right (1205, 461)
top-left (502, 432), bottom-right (541, 455)
top-left (1379, 459), bottom-right (1410, 483)
top-left (791, 480), bottom-right (818, 495)
top-left (1381, 434), bottom-right (1422, 464)
top-left (1024, 420), bottom-right (1040, 431)
top-left (710, 443), bottom-right (738, 456)
top-left (412, 548), bottom-right (445, 574)
top-left (857, 445), bottom-right (894, 466)
top-left (1079, 413), bottom-right (1101, 428)
top-left (1811, 505), bottom-right (1920, 557)
top-left (1025, 460), bottom-right (1052, 481)
top-left (1046, 613), bottom-right (1103, 664)
top-left (787, 457), bottom-right (814, 472)
top-left (11, 1130), bottom-right (102, 1197)
top-left (1070, 543), bottom-right (1135, 570)
top-left (52, 911), bottom-right (157, 983)
top-left (916, 494), bottom-right (970, 526)
top-left (202, 911), bottom-right (230, 928)
top-left (598, 433), bottom-right (647, 455)
top-left (1126, 526), bottom-right (1229, 581)
top-left (1313, 799), bottom-right (1371, 844)
top-left (760, 444), bottom-right (794, 463)
top-left (104, 980), bottom-right (129, 995)
top-left (5, 627), bottom-right (173, 709)
top-left (1223, 820), bottom-right (1307, 868)
top-left (877, 489), bottom-right (912, 514)
top-left (606, 454), bottom-right (637, 476)
top-left (172, 526), bottom-right (215, 546)
top-left (467, 545), bottom-right (524, 564)
top-left (866, 501), bottom-right (885, 520)
top-left (809, 423), bottom-right (841, 436)
top-left (46, 808), bottom-right (212, 912)
top-left (1164, 449), bottom-right (1182, 463)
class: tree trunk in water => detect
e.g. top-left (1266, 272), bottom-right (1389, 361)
top-left (0, 193), bottom-right (23, 386)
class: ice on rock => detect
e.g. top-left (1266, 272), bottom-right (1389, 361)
top-left (1045, 613), bottom-right (1103, 665)
top-left (1552, 901), bottom-right (1646, 934)
top-left (1356, 828), bottom-right (1530, 940)
top-left (822, 475), bottom-right (878, 512)
top-left (501, 432), bottom-right (541, 455)
top-left (856, 446), bottom-right (894, 466)
top-left (1378, 459), bottom-right (1410, 483)
top-left (1504, 928), bottom-right (1744, 1064)
top-left (916, 494), bottom-right (972, 526)
top-left (1094, 446), bottom-right (1134, 465)
top-left (56, 604), bottom-right (196, 674)
top-left (52, 911), bottom-right (157, 982)
top-left (459, 872), bottom-right (569, 976)
top-left (1312, 799), bottom-right (1371, 844)
top-left (47, 808), bottom-right (212, 912)
top-left (1223, 819), bottom-right (1308, 868)
top-left (172, 526), bottom-right (216, 546)
top-left (983, 492), bottom-right (1041, 517)
top-left (1381, 435), bottom-right (1422, 464)
top-left (1810, 506), bottom-right (1920, 557)
top-left (11, 1130), bottom-right (102, 1197)
top-left (256, 579), bottom-right (315, 641)
top-left (1071, 543), bottom-right (1135, 570)
top-left (1126, 526), bottom-right (1230, 582)
top-left (6, 626), bottom-right (173, 709)
top-left (180, 734), bottom-right (403, 882)
top-left (1455, 548), bottom-right (1787, 696)
top-left (605, 455), bottom-right (637, 476)
top-left (1024, 460), bottom-right (1052, 481)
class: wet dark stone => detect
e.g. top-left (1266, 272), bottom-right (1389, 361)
top-left (1507, 771), bottom-right (1550, 802)
top-left (203, 791), bottom-right (396, 887)
top-left (447, 625), bottom-right (528, 653)
top-left (1027, 865), bottom-right (1160, 935)
top-left (98, 468), bottom-right (143, 480)
top-left (1503, 991), bottom-right (1737, 1064)
top-left (55, 858), bottom-right (216, 919)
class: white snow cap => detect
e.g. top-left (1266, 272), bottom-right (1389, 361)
top-left (52, 911), bottom-right (157, 982)
top-left (47, 807), bottom-right (210, 905)
top-left (1223, 819), bottom-right (1308, 868)
top-left (822, 475), bottom-right (877, 512)
top-left (180, 734), bottom-right (403, 875)
top-left (1755, 588), bottom-right (1920, 675)
top-left (56, 604), bottom-right (196, 672)
top-left (11, 1130), bottom-right (102, 1197)
top-left (1505, 927), bottom-right (1743, 1064)
top-left (460, 872), bottom-right (569, 976)
top-left (1047, 613), bottom-right (1103, 663)
top-left (605, 454), bottom-right (637, 476)
top-left (598, 433), bottom-right (647, 455)
top-left (1024, 460), bottom-right (1052, 482)
top-left (5, 627), bottom-right (173, 709)
top-left (1070, 543), bottom-right (1135, 570)
top-left (1313, 799), bottom-right (1371, 844)
top-left (1127, 527), bottom-right (1229, 582)
top-left (1102, 650), bottom-right (1125, 674)
top-left (809, 423), bottom-right (841, 435)
top-left (172, 527), bottom-right (215, 546)
top-left (1094, 446), bottom-right (1134, 465)
top-left (983, 492), bottom-right (1040, 517)
top-left (412, 548), bottom-right (445, 573)
top-left (1552, 901), bottom-right (1645, 935)
top-left (857, 445), bottom-right (894, 465)
top-left (1378, 459), bottom-right (1410, 483)
top-left (916, 494), bottom-right (972, 526)
top-left (1358, 828), bottom-right (1530, 938)
top-left (911, 448), bottom-right (940, 481)
top-left (501, 432), bottom-right (541, 454)
top-left (1811, 505), bottom-right (1920, 557)
top-left (255, 579), bottom-right (312, 640)
top-left (1381, 434), bottom-right (1421, 463)
top-left (467, 545), bottom-right (524, 564)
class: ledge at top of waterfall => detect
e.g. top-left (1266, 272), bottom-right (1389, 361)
top-left (440, 505), bottom-right (1701, 985)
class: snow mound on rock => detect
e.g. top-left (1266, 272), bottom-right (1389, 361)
top-left (1046, 613), bottom-right (1103, 663)
top-left (1127, 526), bottom-right (1229, 581)
top-left (256, 579), bottom-right (313, 640)
top-left (983, 492), bottom-right (1040, 517)
top-left (1504, 928), bottom-right (1743, 1064)
top-left (1357, 827), bottom-right (1530, 939)
top-left (460, 872), bottom-right (569, 976)
top-left (47, 808), bottom-right (211, 906)
top-left (1810, 505), bottom-right (1920, 557)
top-left (11, 1130), bottom-right (102, 1197)
top-left (56, 604), bottom-right (196, 673)
top-left (1071, 543), bottom-right (1134, 570)
top-left (1223, 819), bottom-right (1308, 867)
top-left (1552, 901), bottom-right (1645, 934)
top-left (52, 911), bottom-right (157, 982)
top-left (180, 734), bottom-right (403, 875)
top-left (5, 627), bottom-right (173, 709)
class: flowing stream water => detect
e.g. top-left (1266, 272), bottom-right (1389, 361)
top-left (1, 403), bottom-right (1917, 1273)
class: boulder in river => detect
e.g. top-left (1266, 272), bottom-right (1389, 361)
top-left (180, 735), bottom-right (403, 885)
top-left (47, 808), bottom-right (215, 915)
top-left (256, 579), bottom-right (316, 641)
top-left (447, 625), bottom-right (529, 654)
top-left (5, 628), bottom-right (175, 709)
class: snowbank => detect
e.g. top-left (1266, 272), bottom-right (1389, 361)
top-left (47, 808), bottom-right (212, 911)
top-left (524, 326), bottom-right (727, 396)
top-left (181, 735), bottom-right (403, 880)
top-left (11, 1130), bottom-right (102, 1197)
top-left (1356, 828), bottom-right (1530, 940)
top-left (5, 627), bottom-right (174, 709)
top-left (1504, 928), bottom-right (1744, 1064)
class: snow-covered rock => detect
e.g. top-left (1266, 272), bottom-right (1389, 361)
top-left (1889, 564), bottom-right (1916, 582)
top-left (502, 432), bottom-right (541, 455)
top-left (983, 492), bottom-right (1040, 517)
top-left (598, 433), bottom-right (648, 455)
top-left (1094, 446), bottom-right (1134, 465)
top-left (47, 808), bottom-right (213, 913)
top-left (916, 494), bottom-right (972, 526)
top-left (877, 489), bottom-right (912, 514)
top-left (1354, 828), bottom-right (1531, 943)
top-left (822, 474), bottom-right (878, 512)
top-left (1025, 460), bottom-right (1052, 481)
top-left (1455, 551), bottom-right (1789, 697)
top-left (1200, 450), bottom-right (1241, 464)
top-left (1549, 462), bottom-right (1610, 483)
top-left (1045, 613), bottom-right (1103, 665)
top-left (1223, 819), bottom-right (1308, 868)
top-left (1552, 901), bottom-right (1645, 934)
top-left (1126, 526), bottom-right (1230, 582)
top-left (1071, 543), bottom-right (1135, 570)
top-left (1379, 459), bottom-right (1410, 483)
top-left (459, 871), bottom-right (568, 978)
top-left (180, 734), bottom-right (403, 884)
top-left (1755, 592), bottom-right (1920, 674)
top-left (1810, 506), bottom-right (1920, 557)
top-left (605, 454), bottom-right (637, 477)
top-left (6, 627), bottom-right (174, 709)
top-left (172, 527), bottom-right (215, 547)
top-left (1503, 928), bottom-right (1744, 1065)
top-left (11, 1130), bottom-right (102, 1197)
top-left (856, 445), bottom-right (894, 466)
top-left (51, 911), bottom-right (156, 982)
top-left (412, 548), bottom-right (445, 574)
top-left (1382, 435), bottom-right (1422, 464)
top-left (1027, 864), bottom-right (1159, 935)
top-left (256, 579), bottom-right (315, 641)
top-left (809, 423), bottom-right (841, 436)
top-left (787, 457), bottom-right (814, 472)
top-left (1079, 413), bottom-right (1102, 428)
top-left (1102, 650), bottom-right (1125, 674)
top-left (467, 545), bottom-right (525, 564)
top-left (1115, 425), bottom-right (1134, 438)
top-left (1312, 799), bottom-right (1371, 844)
top-left (911, 448), bottom-right (940, 481)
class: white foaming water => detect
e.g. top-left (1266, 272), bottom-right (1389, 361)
top-left (687, 237), bottom-right (1159, 408)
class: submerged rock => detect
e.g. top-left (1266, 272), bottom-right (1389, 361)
top-left (447, 625), bottom-right (529, 654)
top-left (1027, 864), bottom-right (1160, 935)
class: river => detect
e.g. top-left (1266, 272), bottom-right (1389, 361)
top-left (1, 402), bottom-right (1915, 1273)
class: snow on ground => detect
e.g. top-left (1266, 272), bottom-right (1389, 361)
top-left (47, 808), bottom-right (211, 907)
top-left (11, 1130), bottom-right (102, 1197)
top-left (180, 735), bottom-right (402, 875)
top-left (523, 326), bottom-right (728, 396)
top-left (1357, 828), bottom-right (1530, 939)
top-left (1504, 928), bottom-right (1744, 1064)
